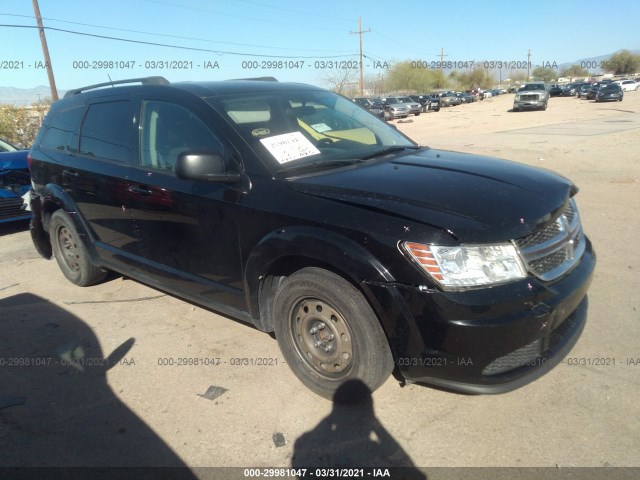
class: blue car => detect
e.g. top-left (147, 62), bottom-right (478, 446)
top-left (0, 138), bottom-right (31, 224)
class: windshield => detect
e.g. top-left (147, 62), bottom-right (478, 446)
top-left (520, 83), bottom-right (545, 91)
top-left (0, 138), bottom-right (17, 152)
top-left (208, 89), bottom-right (415, 173)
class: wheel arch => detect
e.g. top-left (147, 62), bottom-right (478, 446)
top-left (30, 183), bottom-right (97, 259)
top-left (244, 227), bottom-right (396, 333)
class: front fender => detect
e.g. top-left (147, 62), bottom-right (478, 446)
top-left (243, 226), bottom-right (395, 329)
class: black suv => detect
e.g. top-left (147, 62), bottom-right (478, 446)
top-left (29, 77), bottom-right (595, 400)
top-left (351, 97), bottom-right (387, 120)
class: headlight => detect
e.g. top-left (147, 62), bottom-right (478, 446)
top-left (403, 242), bottom-right (527, 289)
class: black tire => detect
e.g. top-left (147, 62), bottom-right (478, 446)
top-left (414, 112), bottom-right (420, 116)
top-left (50, 210), bottom-right (107, 286)
top-left (542, 101), bottom-right (548, 111)
top-left (273, 267), bottom-right (393, 401)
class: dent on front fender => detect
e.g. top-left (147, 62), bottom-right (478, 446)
top-left (242, 226), bottom-right (396, 330)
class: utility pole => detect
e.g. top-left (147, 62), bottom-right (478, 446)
top-left (527, 49), bottom-right (531, 81)
top-left (350, 17), bottom-right (370, 95)
top-left (32, 0), bottom-right (58, 101)
top-left (439, 47), bottom-right (448, 69)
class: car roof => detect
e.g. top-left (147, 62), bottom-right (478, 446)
top-left (62, 76), bottom-right (323, 101)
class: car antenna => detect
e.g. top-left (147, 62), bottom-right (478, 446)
top-left (108, 74), bottom-right (114, 87)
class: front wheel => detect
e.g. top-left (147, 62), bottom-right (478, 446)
top-left (273, 267), bottom-right (393, 401)
top-left (50, 210), bottom-right (107, 286)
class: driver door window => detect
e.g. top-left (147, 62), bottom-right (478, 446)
top-left (140, 101), bottom-right (223, 172)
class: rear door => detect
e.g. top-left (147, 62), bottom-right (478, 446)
top-left (48, 97), bottom-right (144, 273)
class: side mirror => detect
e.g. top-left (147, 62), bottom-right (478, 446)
top-left (175, 152), bottom-right (242, 184)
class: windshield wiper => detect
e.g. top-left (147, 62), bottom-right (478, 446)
top-left (360, 145), bottom-right (422, 160)
top-left (279, 158), bottom-right (362, 174)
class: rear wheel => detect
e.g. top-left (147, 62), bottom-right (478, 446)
top-left (273, 267), bottom-right (393, 401)
top-left (50, 210), bottom-right (106, 286)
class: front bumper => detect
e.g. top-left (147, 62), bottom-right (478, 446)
top-left (596, 94), bottom-right (621, 102)
top-left (365, 238), bottom-right (595, 394)
top-left (388, 109), bottom-right (409, 119)
top-left (514, 98), bottom-right (546, 109)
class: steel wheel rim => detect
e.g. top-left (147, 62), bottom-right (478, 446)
top-left (57, 225), bottom-right (81, 272)
top-left (291, 298), bottom-right (353, 377)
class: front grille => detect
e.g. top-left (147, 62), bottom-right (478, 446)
top-left (0, 197), bottom-right (27, 219)
top-left (520, 94), bottom-right (540, 101)
top-left (515, 220), bottom-right (561, 249)
top-left (482, 338), bottom-right (543, 376)
top-left (515, 199), bottom-right (585, 281)
top-left (529, 250), bottom-right (567, 273)
top-left (482, 298), bottom-right (585, 377)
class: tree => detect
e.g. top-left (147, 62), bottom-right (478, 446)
top-left (320, 68), bottom-right (358, 96)
top-left (454, 67), bottom-right (495, 90)
top-left (0, 104), bottom-right (46, 147)
top-left (363, 73), bottom-right (385, 96)
top-left (604, 50), bottom-right (640, 75)
top-left (383, 61), bottom-right (448, 92)
top-left (531, 67), bottom-right (557, 83)
top-left (507, 71), bottom-right (528, 84)
top-left (560, 64), bottom-right (589, 78)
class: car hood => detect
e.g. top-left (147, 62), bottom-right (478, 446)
top-left (287, 148), bottom-right (574, 243)
top-left (0, 150), bottom-right (29, 171)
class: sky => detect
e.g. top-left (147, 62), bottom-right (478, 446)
top-left (1, 0), bottom-right (639, 94)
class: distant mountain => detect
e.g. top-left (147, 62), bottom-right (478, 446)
top-left (558, 50), bottom-right (640, 75)
top-left (0, 86), bottom-right (65, 106)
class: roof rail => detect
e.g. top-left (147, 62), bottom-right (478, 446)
top-left (226, 76), bottom-right (279, 82)
top-left (64, 76), bottom-right (170, 97)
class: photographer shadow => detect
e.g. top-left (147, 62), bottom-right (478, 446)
top-left (292, 380), bottom-right (426, 479)
top-left (0, 292), bottom-right (196, 477)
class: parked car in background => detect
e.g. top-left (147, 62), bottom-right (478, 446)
top-left (455, 92), bottom-right (476, 103)
top-left (586, 83), bottom-right (605, 100)
top-left (408, 95), bottom-right (440, 112)
top-left (439, 92), bottom-right (462, 106)
top-left (380, 97), bottom-right (411, 119)
top-left (397, 96), bottom-right (422, 116)
top-left (595, 83), bottom-right (624, 102)
top-left (352, 97), bottom-right (387, 120)
top-left (561, 83), bottom-right (584, 97)
top-left (576, 84), bottom-right (592, 99)
top-left (0, 138), bottom-right (31, 224)
top-left (614, 79), bottom-right (638, 92)
top-left (513, 82), bottom-right (549, 111)
top-left (548, 84), bottom-right (563, 97)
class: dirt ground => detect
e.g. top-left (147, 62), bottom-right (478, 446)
top-left (1, 91), bottom-right (639, 477)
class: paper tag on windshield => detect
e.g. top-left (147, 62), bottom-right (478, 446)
top-left (260, 132), bottom-right (321, 164)
top-left (310, 123), bottom-right (331, 132)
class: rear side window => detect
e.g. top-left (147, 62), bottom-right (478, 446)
top-left (39, 104), bottom-right (85, 152)
top-left (79, 101), bottom-right (132, 162)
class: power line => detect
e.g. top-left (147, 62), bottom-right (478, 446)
top-left (0, 13), bottom-right (351, 53)
top-left (139, 0), bottom-right (348, 32)
top-left (0, 24), bottom-right (358, 59)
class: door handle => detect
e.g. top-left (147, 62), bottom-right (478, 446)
top-left (127, 185), bottom-right (152, 196)
top-left (62, 169), bottom-right (79, 178)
